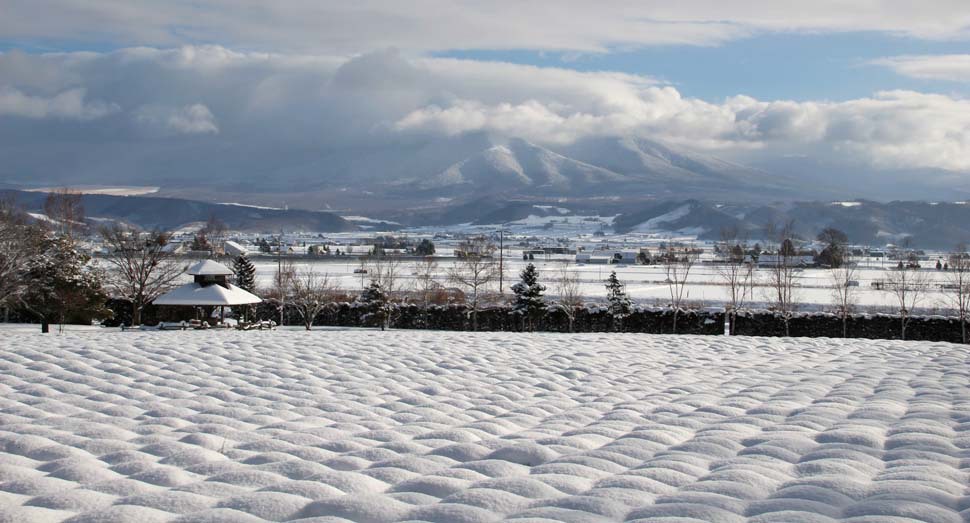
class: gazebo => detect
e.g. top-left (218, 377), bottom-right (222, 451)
top-left (153, 260), bottom-right (261, 324)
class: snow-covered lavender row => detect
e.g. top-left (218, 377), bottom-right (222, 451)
top-left (0, 330), bottom-right (968, 522)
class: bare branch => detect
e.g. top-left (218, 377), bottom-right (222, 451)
top-left (100, 224), bottom-right (185, 326)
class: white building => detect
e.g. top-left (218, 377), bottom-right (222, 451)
top-left (153, 260), bottom-right (261, 323)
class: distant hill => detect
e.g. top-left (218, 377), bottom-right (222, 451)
top-left (2, 190), bottom-right (357, 233)
top-left (613, 199), bottom-right (970, 249)
top-left (6, 133), bottom-right (840, 208)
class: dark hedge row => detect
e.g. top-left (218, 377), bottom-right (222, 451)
top-left (251, 300), bottom-right (725, 334)
top-left (733, 311), bottom-right (969, 343)
top-left (55, 299), bottom-right (970, 343)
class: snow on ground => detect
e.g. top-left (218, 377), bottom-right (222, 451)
top-left (1, 330), bottom-right (968, 522)
top-left (249, 258), bottom-right (958, 311)
top-left (23, 186), bottom-right (161, 196)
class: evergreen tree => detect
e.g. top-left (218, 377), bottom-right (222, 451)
top-left (512, 263), bottom-right (546, 331)
top-left (414, 239), bottom-right (436, 256)
top-left (232, 254), bottom-right (257, 292)
top-left (21, 235), bottom-right (110, 333)
top-left (232, 253), bottom-right (258, 322)
top-left (605, 271), bottom-right (631, 332)
top-left (358, 281), bottom-right (391, 331)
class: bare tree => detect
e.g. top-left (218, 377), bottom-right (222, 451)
top-left (662, 242), bottom-right (698, 334)
top-left (829, 255), bottom-right (858, 338)
top-left (716, 227), bottom-right (754, 335)
top-left (447, 255), bottom-right (499, 331)
top-left (553, 261), bottom-right (583, 332)
top-left (43, 188), bottom-right (85, 240)
top-left (414, 256), bottom-right (440, 307)
top-left (100, 225), bottom-right (185, 326)
top-left (268, 257), bottom-right (296, 326)
top-left (366, 254), bottom-right (406, 297)
top-left (944, 244), bottom-right (970, 343)
top-left (763, 220), bottom-right (800, 336)
top-left (883, 264), bottom-right (931, 340)
top-left (289, 267), bottom-right (334, 330)
top-left (204, 214), bottom-right (228, 253)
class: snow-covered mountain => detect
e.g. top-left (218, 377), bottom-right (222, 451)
top-left (420, 138), bottom-right (627, 194)
top-left (394, 135), bottom-right (811, 200)
top-left (558, 135), bottom-right (798, 196)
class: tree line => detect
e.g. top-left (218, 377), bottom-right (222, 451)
top-left (6, 192), bottom-right (970, 343)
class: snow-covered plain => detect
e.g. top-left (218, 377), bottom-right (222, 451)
top-left (1, 330), bottom-right (968, 522)
top-left (249, 258), bottom-right (958, 312)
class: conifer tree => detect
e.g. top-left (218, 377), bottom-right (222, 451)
top-left (512, 263), bottom-right (546, 331)
top-left (21, 235), bottom-right (110, 333)
top-left (232, 253), bottom-right (257, 321)
top-left (605, 271), bottom-right (631, 332)
top-left (358, 281), bottom-right (391, 331)
top-left (232, 254), bottom-right (257, 292)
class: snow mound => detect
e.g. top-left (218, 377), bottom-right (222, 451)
top-left (0, 329), bottom-right (968, 522)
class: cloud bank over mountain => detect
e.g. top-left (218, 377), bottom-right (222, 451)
top-left (1, 44), bottom-right (970, 192)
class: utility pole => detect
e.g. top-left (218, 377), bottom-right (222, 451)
top-left (498, 228), bottom-right (504, 294)
top-left (278, 228), bottom-right (284, 327)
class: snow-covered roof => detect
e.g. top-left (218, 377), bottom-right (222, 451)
top-left (224, 241), bottom-right (247, 256)
top-left (186, 259), bottom-right (234, 276)
top-left (153, 282), bottom-right (261, 306)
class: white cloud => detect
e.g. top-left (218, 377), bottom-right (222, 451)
top-left (1, 45), bottom-right (970, 183)
top-left (135, 103), bottom-right (219, 135)
top-left (0, 87), bottom-right (118, 120)
top-left (2, 1), bottom-right (970, 54)
top-left (397, 88), bottom-right (970, 171)
top-left (873, 54), bottom-right (970, 82)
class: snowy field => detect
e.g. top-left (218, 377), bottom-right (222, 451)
top-left (250, 258), bottom-right (958, 311)
top-left (1, 330), bottom-right (968, 522)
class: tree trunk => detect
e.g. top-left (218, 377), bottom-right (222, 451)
top-left (672, 309), bottom-right (678, 334)
top-left (900, 314), bottom-right (907, 341)
top-left (842, 314), bottom-right (848, 338)
top-left (962, 314), bottom-right (967, 344)
top-left (132, 301), bottom-right (141, 327)
top-left (41, 320), bottom-right (49, 333)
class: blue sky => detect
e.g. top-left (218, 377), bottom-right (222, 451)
top-left (4, 30), bottom-right (967, 103)
top-left (2, 1), bottom-right (970, 191)
top-left (437, 32), bottom-right (970, 102)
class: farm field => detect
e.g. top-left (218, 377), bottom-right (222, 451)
top-left (0, 330), bottom-right (967, 521)
top-left (249, 257), bottom-right (957, 311)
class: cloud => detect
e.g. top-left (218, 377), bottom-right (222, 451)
top-left (3, 1), bottom-right (970, 54)
top-left (135, 104), bottom-right (219, 135)
top-left (1, 45), bottom-right (969, 189)
top-left (0, 86), bottom-right (118, 120)
top-left (873, 54), bottom-right (970, 82)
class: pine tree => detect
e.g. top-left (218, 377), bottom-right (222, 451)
top-left (414, 239), bottom-right (436, 256)
top-left (512, 263), bottom-right (546, 331)
top-left (358, 281), bottom-right (391, 331)
top-left (21, 235), bottom-right (110, 333)
top-left (605, 271), bottom-right (631, 332)
top-left (232, 254), bottom-right (257, 292)
top-left (232, 253), bottom-right (257, 322)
